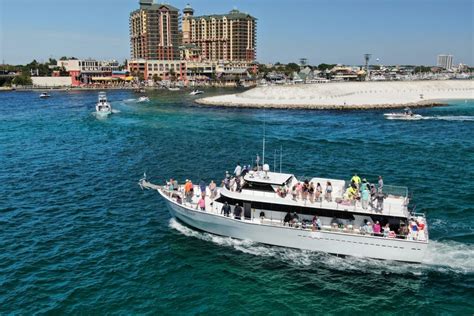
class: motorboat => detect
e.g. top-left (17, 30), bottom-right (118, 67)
top-left (168, 87), bottom-right (180, 91)
top-left (140, 164), bottom-right (429, 263)
top-left (39, 92), bottom-right (50, 98)
top-left (189, 89), bottom-right (204, 96)
top-left (95, 92), bottom-right (112, 116)
top-left (384, 108), bottom-right (423, 120)
top-left (137, 96), bottom-right (150, 103)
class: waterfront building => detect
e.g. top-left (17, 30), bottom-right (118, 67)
top-left (437, 54), bottom-right (454, 70)
top-left (56, 59), bottom-right (120, 85)
top-left (128, 59), bottom-right (186, 81)
top-left (182, 4), bottom-right (257, 62)
top-left (129, 1), bottom-right (180, 60)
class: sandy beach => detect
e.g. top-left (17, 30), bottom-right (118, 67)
top-left (196, 80), bottom-right (474, 109)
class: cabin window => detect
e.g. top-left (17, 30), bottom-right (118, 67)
top-left (242, 181), bottom-right (275, 193)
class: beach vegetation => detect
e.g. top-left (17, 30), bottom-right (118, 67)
top-left (12, 73), bottom-right (33, 86)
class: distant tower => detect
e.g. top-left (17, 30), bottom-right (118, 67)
top-left (299, 58), bottom-right (307, 66)
top-left (364, 53), bottom-right (371, 80)
top-left (182, 4), bottom-right (194, 44)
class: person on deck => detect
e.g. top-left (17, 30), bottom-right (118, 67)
top-left (284, 211), bottom-right (292, 226)
top-left (291, 212), bottom-right (300, 227)
top-left (221, 201), bottom-right (231, 217)
top-left (308, 182), bottom-right (315, 203)
top-left (184, 179), bottom-right (193, 202)
top-left (361, 185), bottom-right (370, 209)
top-left (199, 180), bottom-right (206, 197)
top-left (373, 221), bottom-right (381, 236)
top-left (233, 203), bottom-right (243, 220)
top-left (376, 191), bottom-right (385, 211)
top-left (325, 181), bottom-right (333, 202)
top-left (196, 196), bottom-right (206, 211)
top-left (383, 223), bottom-right (390, 237)
top-left (378, 176), bottom-right (384, 192)
top-left (351, 173), bottom-right (361, 189)
top-left (316, 183), bottom-right (322, 202)
top-left (209, 180), bottom-right (217, 199)
top-left (312, 215), bottom-right (321, 230)
top-left (234, 163), bottom-right (242, 177)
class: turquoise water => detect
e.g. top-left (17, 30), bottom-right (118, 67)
top-left (1, 90), bottom-right (473, 314)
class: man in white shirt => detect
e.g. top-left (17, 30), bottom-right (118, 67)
top-left (234, 163), bottom-right (242, 177)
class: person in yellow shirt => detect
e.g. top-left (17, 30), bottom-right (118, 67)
top-left (351, 173), bottom-right (361, 189)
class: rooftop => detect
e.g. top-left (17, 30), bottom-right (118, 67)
top-left (244, 171), bottom-right (293, 185)
top-left (190, 9), bottom-right (256, 21)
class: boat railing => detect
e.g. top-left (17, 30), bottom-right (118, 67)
top-left (237, 187), bottom-right (405, 216)
top-left (151, 183), bottom-right (427, 243)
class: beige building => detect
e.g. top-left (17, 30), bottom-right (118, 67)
top-left (182, 5), bottom-right (256, 62)
top-left (129, 1), bottom-right (180, 60)
top-left (128, 59), bottom-right (186, 81)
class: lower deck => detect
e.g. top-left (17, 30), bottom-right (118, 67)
top-left (165, 184), bottom-right (428, 243)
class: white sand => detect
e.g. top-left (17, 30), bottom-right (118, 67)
top-left (197, 80), bottom-right (474, 109)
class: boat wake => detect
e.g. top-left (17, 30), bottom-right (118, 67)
top-left (422, 115), bottom-right (474, 122)
top-left (169, 219), bottom-right (474, 275)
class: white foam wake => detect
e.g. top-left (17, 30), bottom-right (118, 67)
top-left (422, 115), bottom-right (474, 121)
top-left (169, 219), bottom-right (474, 275)
top-left (422, 240), bottom-right (474, 274)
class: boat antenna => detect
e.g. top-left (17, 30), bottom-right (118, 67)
top-left (274, 149), bottom-right (277, 172)
top-left (279, 145), bottom-right (282, 173)
top-left (262, 111), bottom-right (266, 166)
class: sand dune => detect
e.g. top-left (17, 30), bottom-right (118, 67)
top-left (197, 80), bottom-right (474, 109)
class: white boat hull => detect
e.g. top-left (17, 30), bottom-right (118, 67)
top-left (384, 113), bottom-right (423, 120)
top-left (160, 190), bottom-right (427, 263)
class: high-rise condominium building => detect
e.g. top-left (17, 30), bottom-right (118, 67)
top-left (129, 0), bottom-right (180, 60)
top-left (437, 54), bottom-right (454, 70)
top-left (182, 5), bottom-right (257, 62)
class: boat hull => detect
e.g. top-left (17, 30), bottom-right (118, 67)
top-left (161, 191), bottom-right (427, 263)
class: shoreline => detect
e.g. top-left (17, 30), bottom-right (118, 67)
top-left (195, 99), bottom-right (452, 110)
top-left (196, 80), bottom-right (474, 110)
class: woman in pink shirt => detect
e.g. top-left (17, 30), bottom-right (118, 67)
top-left (196, 197), bottom-right (206, 211)
top-left (373, 221), bottom-right (381, 236)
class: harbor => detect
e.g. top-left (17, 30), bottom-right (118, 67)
top-left (1, 0), bottom-right (474, 313)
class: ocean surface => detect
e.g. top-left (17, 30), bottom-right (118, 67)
top-left (1, 89), bottom-right (473, 314)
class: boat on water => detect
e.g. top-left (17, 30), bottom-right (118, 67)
top-left (140, 164), bottom-right (429, 263)
top-left (95, 92), bottom-right (112, 116)
top-left (39, 92), bottom-right (50, 98)
top-left (168, 87), bottom-right (180, 91)
top-left (190, 89), bottom-right (204, 96)
top-left (137, 96), bottom-right (150, 103)
top-left (384, 108), bottom-right (423, 120)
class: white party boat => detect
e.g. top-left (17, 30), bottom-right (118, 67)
top-left (140, 165), bottom-right (429, 263)
top-left (95, 92), bottom-right (112, 116)
top-left (137, 96), bottom-right (150, 103)
top-left (190, 89), bottom-right (204, 96)
top-left (384, 108), bottom-right (423, 120)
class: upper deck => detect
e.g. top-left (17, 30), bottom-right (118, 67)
top-left (235, 170), bottom-right (409, 218)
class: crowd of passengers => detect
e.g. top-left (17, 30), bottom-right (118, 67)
top-left (275, 173), bottom-right (386, 212)
top-left (280, 211), bottom-right (426, 240)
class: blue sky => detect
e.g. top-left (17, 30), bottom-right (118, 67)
top-left (1, 0), bottom-right (472, 66)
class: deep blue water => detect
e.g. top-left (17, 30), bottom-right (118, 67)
top-left (1, 89), bottom-right (473, 314)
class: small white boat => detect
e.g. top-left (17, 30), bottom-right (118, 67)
top-left (189, 89), bottom-right (204, 96)
top-left (95, 92), bottom-right (112, 116)
top-left (137, 96), bottom-right (150, 103)
top-left (384, 108), bottom-right (423, 120)
top-left (168, 87), bottom-right (180, 91)
top-left (39, 92), bottom-right (50, 98)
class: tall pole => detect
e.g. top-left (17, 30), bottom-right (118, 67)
top-left (279, 145), bottom-right (282, 173)
top-left (262, 112), bottom-right (265, 165)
